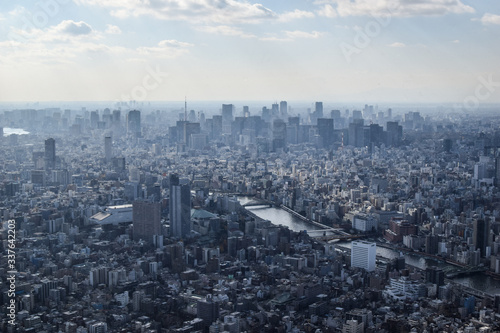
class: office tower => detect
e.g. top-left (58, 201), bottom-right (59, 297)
top-left (348, 120), bottom-right (364, 147)
top-left (184, 122), bottom-right (201, 147)
top-left (170, 174), bottom-right (191, 238)
top-left (104, 136), bottom-right (112, 163)
top-left (386, 121), bottom-right (403, 147)
top-left (280, 101), bottom-right (288, 117)
top-left (222, 104), bottom-right (233, 134)
top-left (112, 110), bottom-right (121, 126)
top-left (211, 115), bottom-right (223, 141)
top-left (127, 110), bottom-right (141, 137)
top-left (197, 294), bottom-right (220, 326)
top-left (352, 110), bottom-right (362, 120)
top-left (315, 102), bottom-right (323, 118)
top-left (351, 241), bottom-right (376, 271)
top-left (90, 111), bottom-right (99, 128)
top-left (473, 219), bottom-right (490, 257)
top-left (363, 104), bottom-right (374, 119)
top-left (133, 201), bottom-right (161, 243)
top-left (317, 118), bottom-right (334, 148)
top-left (243, 106), bottom-right (250, 117)
top-left (262, 107), bottom-right (271, 123)
top-left (272, 119), bottom-right (287, 151)
top-left (44, 138), bottom-right (56, 169)
top-left (271, 103), bottom-right (279, 117)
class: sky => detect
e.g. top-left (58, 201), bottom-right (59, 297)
top-left (0, 0), bottom-right (499, 105)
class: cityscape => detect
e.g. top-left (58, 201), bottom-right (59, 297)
top-left (2, 0), bottom-right (500, 332)
top-left (1, 103), bottom-right (500, 333)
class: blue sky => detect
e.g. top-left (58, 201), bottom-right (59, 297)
top-left (0, 0), bottom-right (499, 104)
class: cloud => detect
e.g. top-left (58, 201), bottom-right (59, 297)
top-left (388, 42), bottom-right (405, 48)
top-left (284, 30), bottom-right (324, 39)
top-left (317, 4), bottom-right (337, 18)
top-left (316, 0), bottom-right (474, 17)
top-left (260, 30), bottom-right (325, 42)
top-left (137, 39), bottom-right (193, 58)
top-left (105, 24), bottom-right (122, 34)
top-left (480, 13), bottom-right (500, 25)
top-left (259, 36), bottom-right (293, 42)
top-left (197, 25), bottom-right (256, 38)
top-left (55, 20), bottom-right (93, 35)
top-left (74, 0), bottom-right (277, 24)
top-left (451, 39), bottom-right (460, 43)
top-left (278, 9), bottom-right (315, 22)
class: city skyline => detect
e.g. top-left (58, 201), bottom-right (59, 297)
top-left (1, 0), bottom-right (499, 103)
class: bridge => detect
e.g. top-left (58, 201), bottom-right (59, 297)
top-left (242, 199), bottom-right (274, 207)
top-left (443, 265), bottom-right (488, 279)
top-left (311, 233), bottom-right (376, 242)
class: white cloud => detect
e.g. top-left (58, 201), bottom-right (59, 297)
top-left (284, 30), bottom-right (324, 39)
top-left (317, 4), bottom-right (337, 18)
top-left (55, 20), bottom-right (93, 35)
top-left (260, 36), bottom-right (293, 42)
top-left (480, 13), bottom-right (500, 25)
top-left (137, 39), bottom-right (193, 58)
top-left (316, 0), bottom-right (474, 17)
top-left (74, 0), bottom-right (277, 24)
top-left (3, 20), bottom-right (191, 66)
top-left (278, 9), bottom-right (315, 22)
top-left (105, 24), bottom-right (122, 34)
top-left (197, 25), bottom-right (256, 38)
top-left (260, 30), bottom-right (325, 42)
top-left (451, 39), bottom-right (460, 43)
top-left (388, 42), bottom-right (405, 48)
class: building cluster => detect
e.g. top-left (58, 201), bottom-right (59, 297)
top-left (1, 103), bottom-right (500, 332)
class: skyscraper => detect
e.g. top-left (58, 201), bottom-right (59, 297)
top-left (272, 119), bottom-right (287, 152)
top-left (317, 118), bottom-right (334, 148)
top-left (133, 201), bottom-right (161, 243)
top-left (280, 101), bottom-right (288, 117)
top-left (169, 174), bottom-right (191, 238)
top-left (473, 219), bottom-right (490, 257)
top-left (351, 241), bottom-right (376, 271)
top-left (315, 102), bottom-right (323, 118)
top-left (222, 104), bottom-right (233, 134)
top-left (104, 136), bottom-right (112, 163)
top-left (44, 138), bottom-right (56, 169)
top-left (127, 110), bottom-right (141, 137)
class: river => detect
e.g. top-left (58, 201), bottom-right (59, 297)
top-left (238, 196), bottom-right (500, 295)
top-left (3, 128), bottom-right (30, 136)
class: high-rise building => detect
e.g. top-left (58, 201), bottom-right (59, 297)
top-left (317, 118), bottom-right (334, 148)
top-left (197, 294), bottom-right (220, 327)
top-left (169, 174), bottom-right (191, 238)
top-left (132, 201), bottom-right (161, 243)
top-left (280, 101), bottom-right (288, 117)
top-left (272, 119), bottom-right (287, 151)
top-left (44, 138), bottom-right (56, 169)
top-left (473, 219), bottom-right (490, 257)
top-left (127, 110), bottom-right (141, 137)
top-left (315, 102), bottom-right (323, 118)
top-left (351, 241), bottom-right (376, 271)
top-left (386, 121), bottom-right (402, 147)
top-left (104, 136), bottom-right (112, 163)
top-left (222, 104), bottom-right (233, 134)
